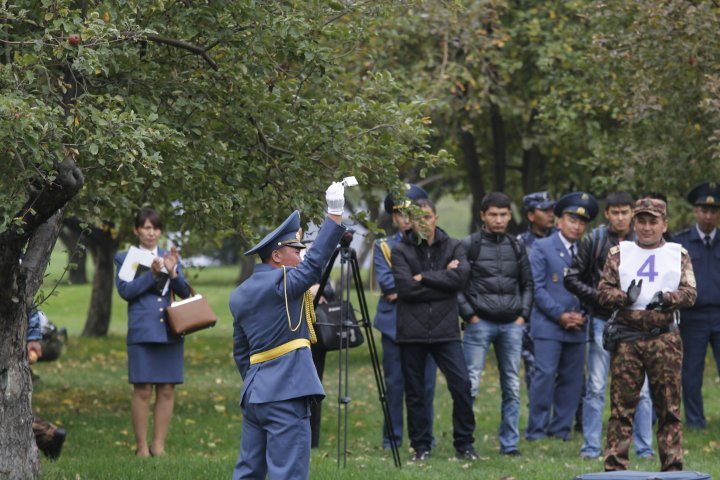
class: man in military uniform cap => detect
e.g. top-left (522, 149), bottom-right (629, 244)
top-left (230, 183), bottom-right (346, 479)
top-left (373, 184), bottom-right (437, 449)
top-left (672, 181), bottom-right (720, 429)
top-left (598, 198), bottom-right (696, 472)
top-left (518, 191), bottom-right (558, 250)
top-left (526, 192), bottom-right (598, 442)
top-left (517, 191), bottom-right (557, 391)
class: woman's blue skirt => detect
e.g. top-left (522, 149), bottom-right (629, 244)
top-left (127, 342), bottom-right (184, 384)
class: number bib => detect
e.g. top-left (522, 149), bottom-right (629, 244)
top-left (618, 241), bottom-right (682, 310)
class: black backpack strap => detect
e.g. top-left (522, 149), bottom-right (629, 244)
top-left (467, 231), bottom-right (482, 264)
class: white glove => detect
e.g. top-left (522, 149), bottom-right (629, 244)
top-left (326, 182), bottom-right (345, 215)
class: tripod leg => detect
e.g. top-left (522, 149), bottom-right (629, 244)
top-left (350, 251), bottom-right (402, 468)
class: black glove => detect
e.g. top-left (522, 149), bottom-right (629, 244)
top-left (626, 279), bottom-right (643, 305)
top-left (645, 291), bottom-right (666, 310)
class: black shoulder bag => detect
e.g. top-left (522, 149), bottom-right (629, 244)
top-left (314, 300), bottom-right (364, 351)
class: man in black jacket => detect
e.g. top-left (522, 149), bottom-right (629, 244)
top-left (564, 191), bottom-right (654, 460)
top-left (392, 198), bottom-right (475, 462)
top-left (459, 192), bottom-right (533, 456)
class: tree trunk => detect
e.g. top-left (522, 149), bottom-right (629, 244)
top-left (236, 254), bottom-right (257, 285)
top-left (461, 130), bottom-right (485, 233)
top-left (0, 209), bottom-right (67, 479)
top-left (522, 144), bottom-right (547, 194)
top-left (490, 101), bottom-right (507, 193)
top-left (58, 225), bottom-right (88, 284)
top-left (521, 108), bottom-right (547, 194)
top-left (82, 242), bottom-right (117, 337)
top-left (81, 222), bottom-right (120, 337)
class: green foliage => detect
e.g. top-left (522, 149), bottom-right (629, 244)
top-left (0, 0), bottom-right (445, 251)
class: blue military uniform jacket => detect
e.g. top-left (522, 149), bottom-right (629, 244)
top-left (529, 232), bottom-right (586, 343)
top-left (115, 248), bottom-right (191, 345)
top-left (230, 218), bottom-right (345, 405)
top-left (673, 226), bottom-right (720, 312)
top-left (373, 232), bottom-right (401, 340)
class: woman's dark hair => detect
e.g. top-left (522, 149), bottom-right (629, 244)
top-left (480, 192), bottom-right (512, 212)
top-left (134, 208), bottom-right (163, 230)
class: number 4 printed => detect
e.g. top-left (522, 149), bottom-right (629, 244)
top-left (637, 255), bottom-right (658, 282)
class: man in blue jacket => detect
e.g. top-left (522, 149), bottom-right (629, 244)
top-left (373, 184), bottom-right (436, 449)
top-left (526, 192), bottom-right (598, 442)
top-left (230, 183), bottom-right (346, 480)
top-left (673, 181), bottom-right (720, 429)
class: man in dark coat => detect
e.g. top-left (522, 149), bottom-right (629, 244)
top-left (459, 192), bottom-right (533, 456)
top-left (373, 184), bottom-right (436, 449)
top-left (391, 198), bottom-right (475, 462)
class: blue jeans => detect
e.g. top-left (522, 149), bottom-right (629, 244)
top-left (581, 317), bottom-right (655, 458)
top-left (463, 319), bottom-right (523, 453)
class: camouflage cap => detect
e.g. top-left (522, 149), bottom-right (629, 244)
top-left (634, 198), bottom-right (667, 218)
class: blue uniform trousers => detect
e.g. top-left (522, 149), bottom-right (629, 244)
top-left (526, 338), bottom-right (585, 441)
top-left (680, 310), bottom-right (720, 428)
top-left (381, 333), bottom-right (436, 447)
top-left (234, 398), bottom-right (311, 480)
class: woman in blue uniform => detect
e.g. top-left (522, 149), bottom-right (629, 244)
top-left (115, 208), bottom-right (190, 457)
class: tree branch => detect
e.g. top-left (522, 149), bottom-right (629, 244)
top-left (145, 34), bottom-right (219, 70)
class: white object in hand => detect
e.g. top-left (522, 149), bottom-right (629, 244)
top-left (326, 182), bottom-right (345, 215)
top-left (341, 176), bottom-right (358, 187)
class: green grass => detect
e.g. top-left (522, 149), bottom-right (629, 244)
top-left (34, 250), bottom-right (720, 479)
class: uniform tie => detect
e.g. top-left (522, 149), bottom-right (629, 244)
top-left (704, 235), bottom-right (712, 248)
top-left (570, 244), bottom-right (576, 260)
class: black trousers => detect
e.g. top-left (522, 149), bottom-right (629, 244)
top-left (399, 341), bottom-right (475, 452)
top-left (309, 343), bottom-right (326, 448)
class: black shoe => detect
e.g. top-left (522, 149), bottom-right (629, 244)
top-left (455, 447), bottom-right (478, 461)
top-left (411, 449), bottom-right (431, 462)
top-left (501, 449), bottom-right (521, 456)
top-left (45, 428), bottom-right (66, 460)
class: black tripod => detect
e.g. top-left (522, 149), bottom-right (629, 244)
top-left (314, 231), bottom-right (401, 468)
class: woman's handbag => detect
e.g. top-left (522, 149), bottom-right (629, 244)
top-left (166, 285), bottom-right (217, 336)
top-left (314, 300), bottom-right (364, 351)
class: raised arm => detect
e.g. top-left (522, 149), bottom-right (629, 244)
top-left (114, 253), bottom-right (160, 301)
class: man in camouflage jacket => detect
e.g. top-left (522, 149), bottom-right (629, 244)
top-left (598, 198), bottom-right (696, 472)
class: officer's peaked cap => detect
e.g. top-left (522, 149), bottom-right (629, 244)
top-left (244, 210), bottom-right (306, 259)
top-left (554, 192), bottom-right (599, 222)
top-left (384, 184), bottom-right (429, 214)
top-left (522, 191), bottom-right (556, 211)
top-left (687, 181), bottom-right (720, 207)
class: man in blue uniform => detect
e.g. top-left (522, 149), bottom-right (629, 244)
top-left (526, 192), bottom-right (598, 442)
top-left (672, 181), bottom-right (720, 429)
top-left (373, 184), bottom-right (436, 449)
top-left (230, 183), bottom-right (346, 480)
top-left (517, 191), bottom-right (557, 391)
